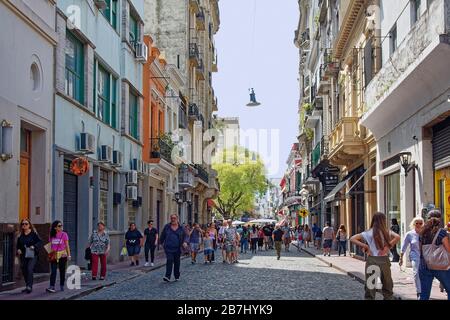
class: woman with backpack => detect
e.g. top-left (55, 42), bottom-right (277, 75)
top-left (418, 210), bottom-right (450, 300)
top-left (350, 212), bottom-right (400, 300)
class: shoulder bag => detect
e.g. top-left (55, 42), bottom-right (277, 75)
top-left (422, 229), bottom-right (450, 271)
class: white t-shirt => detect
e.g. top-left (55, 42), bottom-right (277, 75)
top-left (361, 228), bottom-right (393, 257)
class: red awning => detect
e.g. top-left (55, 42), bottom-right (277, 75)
top-left (280, 178), bottom-right (286, 188)
top-left (207, 199), bottom-right (216, 208)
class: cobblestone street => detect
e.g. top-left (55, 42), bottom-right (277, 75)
top-left (81, 248), bottom-right (364, 300)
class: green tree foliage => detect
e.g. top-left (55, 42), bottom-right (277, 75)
top-left (212, 147), bottom-right (267, 220)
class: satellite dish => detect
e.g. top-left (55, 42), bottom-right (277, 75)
top-left (246, 88), bottom-right (261, 107)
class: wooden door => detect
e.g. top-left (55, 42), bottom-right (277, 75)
top-left (19, 129), bottom-right (31, 220)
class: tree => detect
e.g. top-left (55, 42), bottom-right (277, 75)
top-left (212, 147), bottom-right (268, 220)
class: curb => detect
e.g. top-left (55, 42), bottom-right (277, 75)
top-left (301, 248), bottom-right (403, 300)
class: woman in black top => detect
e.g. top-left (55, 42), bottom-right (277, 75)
top-left (16, 219), bottom-right (43, 293)
top-left (125, 223), bottom-right (143, 266)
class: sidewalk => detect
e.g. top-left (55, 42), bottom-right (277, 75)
top-left (298, 243), bottom-right (446, 300)
top-left (0, 249), bottom-right (188, 300)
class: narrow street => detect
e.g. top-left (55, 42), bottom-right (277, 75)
top-left (80, 249), bottom-right (364, 300)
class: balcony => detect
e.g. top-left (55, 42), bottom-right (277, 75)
top-left (318, 66), bottom-right (331, 95)
top-left (189, 43), bottom-right (200, 67)
top-left (179, 105), bottom-right (188, 129)
top-left (150, 138), bottom-right (174, 165)
top-left (188, 103), bottom-right (199, 120)
top-left (196, 59), bottom-right (205, 80)
top-left (194, 164), bottom-right (209, 184)
top-left (196, 9), bottom-right (205, 31)
top-left (299, 29), bottom-right (310, 49)
top-left (328, 117), bottom-right (365, 166)
top-left (179, 164), bottom-right (195, 189)
top-left (311, 142), bottom-right (321, 169)
top-left (322, 49), bottom-right (340, 77)
top-left (362, 0), bottom-right (450, 140)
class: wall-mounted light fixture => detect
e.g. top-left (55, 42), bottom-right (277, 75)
top-left (399, 152), bottom-right (417, 177)
top-left (1, 120), bottom-right (13, 161)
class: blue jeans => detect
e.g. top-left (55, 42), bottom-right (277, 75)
top-left (338, 240), bottom-right (347, 255)
top-left (165, 251), bottom-right (181, 280)
top-left (241, 239), bottom-right (248, 253)
top-left (419, 259), bottom-right (450, 300)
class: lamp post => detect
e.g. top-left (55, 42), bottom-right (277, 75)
top-left (399, 152), bottom-right (417, 177)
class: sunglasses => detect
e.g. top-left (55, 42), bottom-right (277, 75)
top-left (57, 224), bottom-right (63, 228)
top-left (21, 223), bottom-right (29, 226)
top-left (415, 222), bottom-right (423, 225)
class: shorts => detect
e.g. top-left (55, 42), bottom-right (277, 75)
top-left (190, 243), bottom-right (200, 252)
top-left (323, 239), bottom-right (332, 249)
top-left (204, 249), bottom-right (214, 256)
top-left (127, 245), bottom-right (141, 256)
top-left (225, 243), bottom-right (235, 254)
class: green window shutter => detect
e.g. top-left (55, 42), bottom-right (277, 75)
top-left (129, 14), bottom-right (138, 44)
top-left (129, 93), bottom-right (138, 139)
top-left (97, 65), bottom-right (110, 124)
top-left (65, 32), bottom-right (84, 104)
top-left (112, 0), bottom-right (118, 29)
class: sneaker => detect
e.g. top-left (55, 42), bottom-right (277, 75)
top-left (26, 287), bottom-right (32, 294)
top-left (277, 256), bottom-right (280, 260)
top-left (60, 285), bottom-right (64, 292)
top-left (150, 263), bottom-right (154, 267)
top-left (46, 287), bottom-right (56, 293)
top-left (136, 260), bottom-right (139, 266)
top-left (130, 262), bottom-right (135, 266)
top-left (92, 277), bottom-right (97, 281)
top-left (174, 278), bottom-right (179, 282)
top-left (328, 253), bottom-right (331, 257)
top-left (99, 277), bottom-right (105, 281)
top-left (144, 262), bottom-right (149, 267)
top-left (235, 260), bottom-right (239, 263)
top-left (204, 261), bottom-right (208, 265)
top-left (163, 277), bottom-right (170, 282)
top-left (21, 288), bottom-right (28, 293)
top-left (191, 261), bottom-right (195, 264)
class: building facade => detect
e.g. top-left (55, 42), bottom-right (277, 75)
top-left (53, 0), bottom-right (146, 266)
top-left (0, 0), bottom-right (57, 289)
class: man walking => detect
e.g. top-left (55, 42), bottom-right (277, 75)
top-left (189, 223), bottom-right (202, 264)
top-left (224, 219), bottom-right (237, 264)
top-left (272, 225), bottom-right (283, 260)
top-left (322, 222), bottom-right (335, 257)
top-left (160, 214), bottom-right (188, 282)
top-left (263, 223), bottom-right (272, 250)
top-left (144, 220), bottom-right (158, 267)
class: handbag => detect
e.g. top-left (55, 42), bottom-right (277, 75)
top-left (120, 247), bottom-right (128, 256)
top-left (422, 229), bottom-right (450, 271)
top-left (25, 247), bottom-right (35, 258)
top-left (336, 231), bottom-right (341, 241)
top-left (85, 247), bottom-right (92, 261)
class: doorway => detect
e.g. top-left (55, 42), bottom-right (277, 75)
top-left (63, 160), bottom-right (78, 263)
top-left (19, 129), bottom-right (31, 221)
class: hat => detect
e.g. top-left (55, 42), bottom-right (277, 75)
top-left (427, 209), bottom-right (441, 219)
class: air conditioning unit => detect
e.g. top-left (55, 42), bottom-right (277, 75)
top-left (94, 0), bottom-right (107, 10)
top-left (132, 158), bottom-right (143, 173)
top-left (126, 186), bottom-right (138, 201)
top-left (126, 171), bottom-right (138, 185)
top-left (79, 132), bottom-right (95, 154)
top-left (100, 145), bottom-right (112, 163)
top-left (112, 150), bottom-right (123, 167)
top-left (135, 42), bottom-right (148, 62)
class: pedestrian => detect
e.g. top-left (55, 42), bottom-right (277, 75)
top-left (322, 222), bottom-right (335, 257)
top-left (234, 229), bottom-right (241, 263)
top-left (189, 223), bottom-right (202, 264)
top-left (257, 227), bottom-right (264, 251)
top-left (203, 231), bottom-right (214, 264)
top-left (399, 216), bottom-right (424, 299)
top-left (263, 223), bottom-right (272, 250)
top-left (315, 226), bottom-right (323, 250)
top-left (303, 224), bottom-right (312, 248)
top-left (418, 210), bottom-right (450, 300)
top-left (272, 225), bottom-right (283, 260)
top-left (390, 218), bottom-right (401, 262)
top-left (224, 219), bottom-right (238, 264)
top-left (221, 220), bottom-right (229, 262)
top-left (240, 226), bottom-right (249, 254)
top-left (16, 219), bottom-right (42, 293)
top-left (350, 212), bottom-right (400, 300)
top-left (218, 222), bottom-right (226, 250)
top-left (88, 221), bottom-right (110, 280)
top-left (207, 223), bottom-right (218, 262)
top-left (124, 223), bottom-right (143, 266)
top-left (182, 224), bottom-right (191, 256)
top-left (283, 225), bottom-right (291, 252)
top-left (312, 223), bottom-right (320, 246)
top-left (46, 220), bottom-right (71, 293)
top-left (160, 214), bottom-right (188, 282)
top-left (144, 220), bottom-right (158, 267)
top-left (336, 224), bottom-right (347, 256)
top-left (250, 224), bottom-right (258, 254)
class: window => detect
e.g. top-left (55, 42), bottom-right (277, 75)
top-left (94, 63), bottom-right (118, 129)
top-left (129, 92), bottom-right (139, 139)
top-left (99, 169), bottom-right (109, 227)
top-left (129, 14), bottom-right (139, 44)
top-left (389, 24), bottom-right (397, 56)
top-left (101, 0), bottom-right (118, 29)
top-left (30, 63), bottom-right (41, 92)
top-left (411, 0), bottom-right (421, 25)
top-left (385, 172), bottom-right (401, 231)
top-left (65, 32), bottom-right (84, 103)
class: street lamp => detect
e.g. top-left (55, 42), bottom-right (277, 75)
top-left (399, 152), bottom-right (417, 177)
top-left (1, 120), bottom-right (13, 161)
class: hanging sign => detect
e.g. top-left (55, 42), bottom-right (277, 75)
top-left (70, 157), bottom-right (89, 176)
top-left (299, 208), bottom-right (309, 218)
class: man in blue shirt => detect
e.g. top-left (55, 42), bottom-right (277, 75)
top-left (160, 214), bottom-right (188, 282)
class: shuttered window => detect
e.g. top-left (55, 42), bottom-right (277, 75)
top-left (433, 116), bottom-right (450, 163)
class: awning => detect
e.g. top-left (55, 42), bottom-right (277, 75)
top-left (283, 196), bottom-right (303, 207)
top-left (324, 173), bottom-right (355, 203)
top-left (345, 162), bottom-right (376, 197)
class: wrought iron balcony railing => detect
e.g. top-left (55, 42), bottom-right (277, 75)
top-left (194, 164), bottom-right (209, 184)
top-left (151, 138), bottom-right (174, 164)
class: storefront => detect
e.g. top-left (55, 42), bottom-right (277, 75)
top-left (433, 115), bottom-right (450, 224)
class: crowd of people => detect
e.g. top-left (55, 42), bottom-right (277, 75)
top-left (13, 208), bottom-right (449, 300)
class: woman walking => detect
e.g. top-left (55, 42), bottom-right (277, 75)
top-left (303, 224), bottom-right (312, 248)
top-left (250, 225), bottom-right (258, 254)
top-left (350, 212), bottom-right (400, 300)
top-left (390, 219), bottom-right (401, 262)
top-left (203, 231), bottom-right (214, 264)
top-left (336, 225), bottom-right (347, 256)
top-left (240, 226), bottom-right (249, 254)
top-left (283, 225), bottom-right (291, 252)
top-left (207, 223), bottom-right (218, 262)
top-left (399, 216), bottom-right (424, 299)
top-left (16, 219), bottom-right (42, 293)
top-left (125, 223), bottom-right (143, 266)
top-left (88, 222), bottom-right (110, 280)
top-left (46, 220), bottom-right (71, 293)
top-left (418, 210), bottom-right (450, 300)
top-left (257, 227), bottom-right (264, 251)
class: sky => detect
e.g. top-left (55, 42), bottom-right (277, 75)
top-left (213, 0), bottom-right (300, 179)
